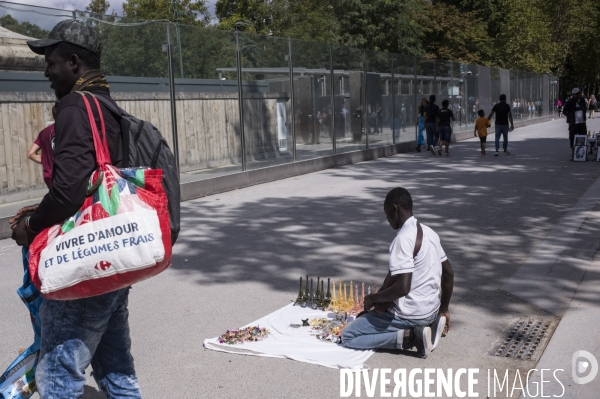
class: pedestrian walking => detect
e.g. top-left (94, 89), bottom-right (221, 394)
top-left (27, 122), bottom-right (55, 189)
top-left (562, 87), bottom-right (588, 161)
top-left (487, 94), bottom-right (515, 156)
top-left (437, 99), bottom-right (455, 156)
top-left (424, 95), bottom-right (440, 155)
top-left (416, 98), bottom-right (428, 152)
top-left (588, 95), bottom-right (596, 119)
top-left (474, 110), bottom-right (491, 155)
top-left (11, 20), bottom-right (144, 398)
top-left (557, 99), bottom-right (563, 118)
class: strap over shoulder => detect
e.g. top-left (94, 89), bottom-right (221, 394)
top-left (413, 222), bottom-right (423, 258)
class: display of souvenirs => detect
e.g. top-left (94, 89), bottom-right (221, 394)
top-left (217, 326), bottom-right (270, 345)
top-left (308, 317), bottom-right (348, 343)
top-left (293, 275), bottom-right (380, 316)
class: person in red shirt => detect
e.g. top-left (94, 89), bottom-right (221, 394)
top-left (27, 123), bottom-right (55, 188)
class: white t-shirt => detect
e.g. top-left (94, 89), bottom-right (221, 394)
top-left (388, 216), bottom-right (447, 319)
top-left (575, 102), bottom-right (584, 124)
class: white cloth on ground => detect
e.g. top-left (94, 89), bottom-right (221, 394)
top-left (203, 303), bottom-right (374, 369)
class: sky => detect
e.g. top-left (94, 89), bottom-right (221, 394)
top-left (0, 0), bottom-right (218, 28)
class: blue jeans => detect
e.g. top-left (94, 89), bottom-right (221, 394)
top-left (439, 126), bottom-right (452, 143)
top-left (417, 117), bottom-right (425, 145)
top-left (495, 125), bottom-right (509, 151)
top-left (36, 288), bottom-right (142, 399)
top-left (425, 123), bottom-right (438, 147)
top-left (341, 311), bottom-right (437, 350)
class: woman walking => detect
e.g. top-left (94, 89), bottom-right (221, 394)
top-left (588, 95), bottom-right (597, 119)
top-left (416, 98), bottom-right (428, 152)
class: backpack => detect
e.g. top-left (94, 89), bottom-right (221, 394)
top-left (93, 94), bottom-right (181, 245)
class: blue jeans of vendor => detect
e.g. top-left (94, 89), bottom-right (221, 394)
top-left (342, 310), bottom-right (436, 350)
top-left (36, 288), bottom-right (142, 398)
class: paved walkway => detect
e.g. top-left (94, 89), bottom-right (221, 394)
top-left (1, 116), bottom-right (599, 398)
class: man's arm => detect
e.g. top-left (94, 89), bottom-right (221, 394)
top-left (439, 259), bottom-right (454, 334)
top-left (487, 110), bottom-right (495, 121)
top-left (364, 273), bottom-right (412, 312)
top-left (27, 143), bottom-right (42, 164)
top-left (508, 112), bottom-right (514, 129)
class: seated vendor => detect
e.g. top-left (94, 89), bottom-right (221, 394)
top-left (341, 187), bottom-right (454, 359)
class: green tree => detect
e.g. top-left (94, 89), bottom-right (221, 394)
top-left (0, 15), bottom-right (49, 39)
top-left (334, 0), bottom-right (426, 56)
top-left (422, 3), bottom-right (490, 64)
top-left (86, 0), bottom-right (112, 15)
top-left (215, 0), bottom-right (272, 33)
top-left (122, 0), bottom-right (211, 26)
top-left (492, 0), bottom-right (558, 73)
top-left (270, 0), bottom-right (338, 43)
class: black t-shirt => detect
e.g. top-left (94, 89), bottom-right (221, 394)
top-left (492, 102), bottom-right (511, 125)
top-left (425, 103), bottom-right (439, 123)
top-left (437, 108), bottom-right (454, 126)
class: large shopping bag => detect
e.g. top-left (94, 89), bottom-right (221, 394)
top-left (0, 249), bottom-right (42, 399)
top-left (28, 94), bottom-right (172, 300)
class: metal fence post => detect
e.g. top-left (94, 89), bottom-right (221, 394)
top-left (363, 50), bottom-right (369, 150)
top-left (288, 38), bottom-right (296, 162)
top-left (236, 31), bottom-right (247, 171)
top-left (166, 23), bottom-right (180, 174)
top-left (414, 56), bottom-right (418, 142)
top-left (330, 45), bottom-right (336, 155)
top-left (391, 54), bottom-right (396, 145)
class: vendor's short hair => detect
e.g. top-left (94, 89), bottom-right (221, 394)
top-left (54, 41), bottom-right (101, 69)
top-left (385, 187), bottom-right (412, 211)
top-left (478, 109), bottom-right (485, 117)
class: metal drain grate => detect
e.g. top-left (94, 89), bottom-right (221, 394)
top-left (490, 319), bottom-right (552, 361)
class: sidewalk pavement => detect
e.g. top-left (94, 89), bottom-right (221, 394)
top-left (1, 116), bottom-right (599, 398)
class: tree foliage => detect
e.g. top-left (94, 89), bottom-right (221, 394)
top-left (122, 0), bottom-right (211, 26)
top-left (0, 15), bottom-right (49, 39)
top-left (421, 3), bottom-right (490, 64)
top-left (86, 0), bottom-right (112, 15)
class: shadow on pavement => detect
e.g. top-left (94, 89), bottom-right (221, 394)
top-left (171, 134), bottom-right (600, 321)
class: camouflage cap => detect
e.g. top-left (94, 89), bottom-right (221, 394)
top-left (27, 19), bottom-right (100, 55)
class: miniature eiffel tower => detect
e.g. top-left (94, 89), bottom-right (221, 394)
top-left (294, 276), bottom-right (304, 306)
top-left (324, 278), bottom-right (332, 308)
top-left (307, 278), bottom-right (317, 309)
top-left (301, 274), bottom-right (309, 307)
top-left (319, 280), bottom-right (325, 310)
top-left (315, 276), bottom-right (321, 308)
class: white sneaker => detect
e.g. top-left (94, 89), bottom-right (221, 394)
top-left (414, 326), bottom-right (432, 359)
top-left (504, 150), bottom-right (511, 155)
top-left (431, 315), bottom-right (446, 350)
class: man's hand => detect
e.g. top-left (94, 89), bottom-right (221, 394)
top-left (11, 213), bottom-right (36, 247)
top-left (363, 294), bottom-right (374, 312)
top-left (439, 310), bottom-right (451, 336)
top-left (373, 301), bottom-right (394, 314)
top-left (9, 205), bottom-right (38, 225)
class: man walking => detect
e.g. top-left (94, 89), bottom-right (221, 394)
top-left (10, 20), bottom-right (142, 398)
top-left (562, 88), bottom-right (588, 161)
top-left (487, 94), bottom-right (515, 156)
top-left (424, 95), bottom-right (440, 155)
